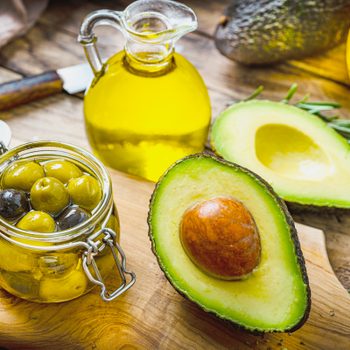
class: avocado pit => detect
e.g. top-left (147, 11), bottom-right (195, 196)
top-left (180, 197), bottom-right (261, 280)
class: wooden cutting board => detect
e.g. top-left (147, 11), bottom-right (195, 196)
top-left (0, 169), bottom-right (349, 350)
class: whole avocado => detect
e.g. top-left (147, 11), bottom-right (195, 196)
top-left (215, 0), bottom-right (350, 65)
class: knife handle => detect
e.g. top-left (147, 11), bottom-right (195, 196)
top-left (0, 71), bottom-right (63, 111)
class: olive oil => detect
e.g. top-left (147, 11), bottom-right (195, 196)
top-left (80, 1), bottom-right (212, 181)
top-left (84, 51), bottom-right (211, 181)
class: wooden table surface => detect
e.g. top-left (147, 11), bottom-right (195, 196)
top-left (0, 0), bottom-right (349, 348)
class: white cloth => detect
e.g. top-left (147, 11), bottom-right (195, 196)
top-left (0, 0), bottom-right (48, 48)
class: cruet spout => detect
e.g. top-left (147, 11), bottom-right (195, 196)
top-left (123, 0), bottom-right (198, 43)
top-left (78, 0), bottom-right (197, 74)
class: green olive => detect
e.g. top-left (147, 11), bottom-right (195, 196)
top-left (2, 161), bottom-right (45, 191)
top-left (17, 211), bottom-right (56, 233)
top-left (67, 174), bottom-right (102, 210)
top-left (30, 177), bottom-right (70, 215)
top-left (43, 160), bottom-right (83, 184)
top-left (39, 268), bottom-right (88, 301)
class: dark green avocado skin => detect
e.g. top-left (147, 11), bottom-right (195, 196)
top-left (287, 201), bottom-right (350, 214)
top-left (148, 153), bottom-right (311, 333)
top-left (215, 0), bottom-right (350, 65)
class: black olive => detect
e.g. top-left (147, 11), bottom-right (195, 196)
top-left (57, 206), bottom-right (90, 230)
top-left (0, 189), bottom-right (29, 221)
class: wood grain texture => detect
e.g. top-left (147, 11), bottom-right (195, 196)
top-left (0, 162), bottom-right (348, 350)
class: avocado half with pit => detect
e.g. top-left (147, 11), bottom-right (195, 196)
top-left (148, 154), bottom-right (310, 332)
top-left (211, 100), bottom-right (350, 209)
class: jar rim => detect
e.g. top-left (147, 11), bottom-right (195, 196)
top-left (0, 141), bottom-right (113, 246)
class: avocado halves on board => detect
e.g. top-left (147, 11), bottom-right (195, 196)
top-left (215, 0), bottom-right (350, 65)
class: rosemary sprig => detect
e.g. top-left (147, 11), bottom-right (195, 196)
top-left (297, 101), bottom-right (341, 108)
top-left (244, 85), bottom-right (264, 101)
top-left (281, 83), bottom-right (298, 103)
top-left (245, 84), bottom-right (350, 142)
top-left (328, 120), bottom-right (350, 139)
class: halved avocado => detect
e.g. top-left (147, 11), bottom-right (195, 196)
top-left (148, 154), bottom-right (310, 333)
top-left (211, 100), bottom-right (350, 209)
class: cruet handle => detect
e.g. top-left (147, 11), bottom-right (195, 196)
top-left (78, 10), bottom-right (124, 76)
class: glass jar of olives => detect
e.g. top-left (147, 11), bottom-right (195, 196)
top-left (0, 140), bottom-right (135, 303)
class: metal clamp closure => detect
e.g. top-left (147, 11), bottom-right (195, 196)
top-left (82, 228), bottom-right (136, 302)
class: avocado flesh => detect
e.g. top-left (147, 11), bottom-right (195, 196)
top-left (211, 100), bottom-right (350, 209)
top-left (149, 155), bottom-right (310, 332)
top-left (215, 0), bottom-right (350, 64)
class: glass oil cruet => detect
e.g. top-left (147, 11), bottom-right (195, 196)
top-left (78, 0), bottom-right (211, 182)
